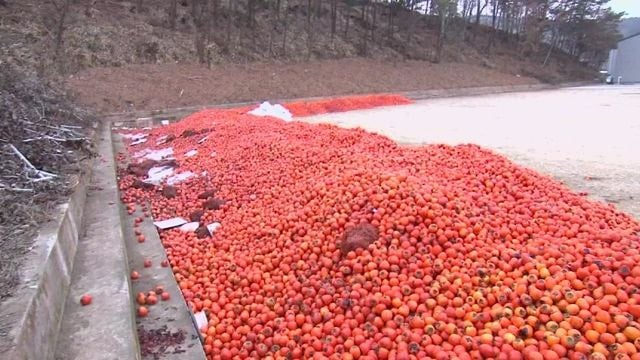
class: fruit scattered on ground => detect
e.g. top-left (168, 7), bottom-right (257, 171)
top-left (80, 294), bottom-right (92, 306)
top-left (130, 270), bottom-right (140, 280)
top-left (147, 295), bottom-right (158, 305)
top-left (117, 98), bottom-right (640, 359)
top-left (284, 94), bottom-right (412, 117)
top-left (138, 306), bottom-right (149, 317)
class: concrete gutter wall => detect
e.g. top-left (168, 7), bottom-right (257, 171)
top-left (0, 166), bottom-right (91, 359)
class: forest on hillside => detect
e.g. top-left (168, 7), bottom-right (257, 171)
top-left (137, 0), bottom-right (623, 66)
top-left (0, 0), bottom-right (624, 78)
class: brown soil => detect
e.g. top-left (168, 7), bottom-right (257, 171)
top-left (67, 59), bottom-right (538, 113)
top-left (341, 223), bottom-right (379, 256)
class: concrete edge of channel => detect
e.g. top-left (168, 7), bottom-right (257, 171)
top-left (113, 132), bottom-right (206, 360)
top-left (0, 145), bottom-right (93, 359)
top-left (103, 81), bottom-right (595, 125)
top-left (52, 121), bottom-right (140, 360)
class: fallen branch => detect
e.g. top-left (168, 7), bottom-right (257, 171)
top-left (8, 143), bottom-right (58, 180)
top-left (0, 183), bottom-right (34, 192)
top-left (22, 135), bottom-right (85, 143)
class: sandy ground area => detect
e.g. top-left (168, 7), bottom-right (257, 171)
top-left (304, 85), bottom-right (640, 219)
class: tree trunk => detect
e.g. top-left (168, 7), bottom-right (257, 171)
top-left (543, 29), bottom-right (557, 67)
top-left (306, 0), bottom-right (313, 59)
top-left (282, 3), bottom-right (289, 57)
top-left (405, 5), bottom-right (413, 45)
top-left (247, 0), bottom-right (255, 28)
top-left (435, 10), bottom-right (446, 63)
top-left (487, 0), bottom-right (498, 52)
top-left (371, 2), bottom-right (376, 41)
top-left (52, 0), bottom-right (72, 72)
top-left (344, 4), bottom-right (350, 37)
top-left (168, 0), bottom-right (178, 30)
top-left (225, 0), bottom-right (233, 51)
top-left (268, 16), bottom-right (275, 56)
top-left (387, 1), bottom-right (393, 39)
top-left (330, 0), bottom-right (337, 40)
top-left (192, 0), bottom-right (207, 63)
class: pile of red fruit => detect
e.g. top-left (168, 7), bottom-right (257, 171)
top-left (118, 98), bottom-right (640, 360)
top-left (285, 94), bottom-right (412, 117)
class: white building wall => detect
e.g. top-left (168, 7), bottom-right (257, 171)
top-left (611, 35), bottom-right (640, 83)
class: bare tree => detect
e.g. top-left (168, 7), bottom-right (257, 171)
top-left (330, 0), bottom-right (338, 40)
top-left (225, 0), bottom-right (234, 51)
top-left (282, 1), bottom-right (289, 57)
top-left (344, 2), bottom-right (351, 37)
top-left (168, 0), bottom-right (178, 30)
top-left (306, 0), bottom-right (314, 59)
top-left (51, 0), bottom-right (72, 72)
top-left (247, 0), bottom-right (257, 28)
top-left (434, 0), bottom-right (454, 63)
top-left (359, 1), bottom-right (369, 55)
top-left (476, 0), bottom-right (488, 25)
top-left (486, 0), bottom-right (499, 51)
top-left (192, 0), bottom-right (210, 63)
top-left (371, 1), bottom-right (377, 41)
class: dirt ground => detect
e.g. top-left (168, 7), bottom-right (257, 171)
top-left (67, 59), bottom-right (538, 114)
top-left (304, 85), bottom-right (640, 220)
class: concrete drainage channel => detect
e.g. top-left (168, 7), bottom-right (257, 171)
top-left (0, 121), bottom-right (205, 360)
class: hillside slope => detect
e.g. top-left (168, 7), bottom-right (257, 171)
top-left (2, 1), bottom-right (593, 75)
top-left (68, 59), bottom-right (539, 113)
top-left (1, 0), bottom-right (596, 112)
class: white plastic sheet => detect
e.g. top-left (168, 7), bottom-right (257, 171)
top-left (130, 138), bottom-right (147, 146)
top-left (248, 101), bottom-right (293, 122)
top-left (193, 311), bottom-right (208, 331)
top-left (167, 171), bottom-right (195, 185)
top-left (144, 147), bottom-right (174, 161)
top-left (185, 149), bottom-right (198, 157)
top-left (206, 222), bottom-right (221, 235)
top-left (179, 222), bottom-right (200, 232)
top-left (144, 166), bottom-right (174, 185)
top-left (121, 133), bottom-right (147, 140)
top-left (156, 135), bottom-right (169, 145)
top-left (153, 217), bottom-right (188, 229)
